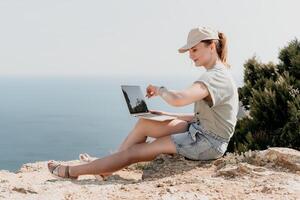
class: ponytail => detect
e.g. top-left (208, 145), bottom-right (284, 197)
top-left (216, 32), bottom-right (229, 67)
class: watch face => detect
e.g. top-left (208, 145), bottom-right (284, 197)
top-left (158, 86), bottom-right (167, 95)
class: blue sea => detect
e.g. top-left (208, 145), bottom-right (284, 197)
top-left (0, 76), bottom-right (194, 172)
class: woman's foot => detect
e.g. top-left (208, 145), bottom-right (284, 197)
top-left (48, 161), bottom-right (78, 179)
top-left (79, 153), bottom-right (112, 181)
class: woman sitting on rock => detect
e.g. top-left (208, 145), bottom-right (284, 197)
top-left (48, 26), bottom-right (239, 179)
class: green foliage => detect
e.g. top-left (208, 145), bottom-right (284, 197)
top-left (238, 58), bottom-right (278, 110)
top-left (278, 39), bottom-right (300, 83)
top-left (227, 39), bottom-right (300, 152)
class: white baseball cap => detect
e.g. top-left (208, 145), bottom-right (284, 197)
top-left (178, 26), bottom-right (219, 53)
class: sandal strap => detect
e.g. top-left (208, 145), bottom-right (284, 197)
top-left (49, 162), bottom-right (76, 179)
top-left (65, 166), bottom-right (70, 178)
top-left (50, 163), bottom-right (61, 175)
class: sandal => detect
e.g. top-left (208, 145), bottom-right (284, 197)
top-left (48, 161), bottom-right (78, 179)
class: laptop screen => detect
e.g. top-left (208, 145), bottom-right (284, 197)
top-left (121, 85), bottom-right (149, 114)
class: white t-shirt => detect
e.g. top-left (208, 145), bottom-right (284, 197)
top-left (193, 62), bottom-right (239, 140)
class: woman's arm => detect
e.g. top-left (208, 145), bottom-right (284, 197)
top-left (146, 83), bottom-right (209, 107)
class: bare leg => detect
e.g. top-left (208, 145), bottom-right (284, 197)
top-left (118, 118), bottom-right (189, 151)
top-left (64, 135), bottom-right (177, 177)
top-left (80, 118), bottom-right (189, 178)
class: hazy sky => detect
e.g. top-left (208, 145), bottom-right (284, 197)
top-left (0, 0), bottom-right (299, 86)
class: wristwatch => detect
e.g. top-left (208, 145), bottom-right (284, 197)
top-left (158, 86), bottom-right (167, 96)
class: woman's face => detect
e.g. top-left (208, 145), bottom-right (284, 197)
top-left (188, 42), bottom-right (214, 67)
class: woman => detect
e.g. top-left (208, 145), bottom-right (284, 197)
top-left (48, 26), bottom-right (239, 179)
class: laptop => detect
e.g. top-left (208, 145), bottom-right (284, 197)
top-left (121, 85), bottom-right (177, 121)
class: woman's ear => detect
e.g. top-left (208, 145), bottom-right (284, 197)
top-left (210, 42), bottom-right (216, 52)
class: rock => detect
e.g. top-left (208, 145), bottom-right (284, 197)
top-left (166, 187), bottom-right (177, 194)
top-left (264, 148), bottom-right (300, 171)
top-left (156, 183), bottom-right (165, 187)
top-left (0, 148), bottom-right (299, 199)
top-left (11, 187), bottom-right (37, 194)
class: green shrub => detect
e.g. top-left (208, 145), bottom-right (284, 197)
top-left (227, 39), bottom-right (300, 152)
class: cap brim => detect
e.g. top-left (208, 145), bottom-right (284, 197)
top-left (178, 44), bottom-right (191, 53)
top-left (178, 40), bottom-right (201, 53)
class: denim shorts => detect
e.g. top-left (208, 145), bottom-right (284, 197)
top-left (170, 122), bottom-right (229, 161)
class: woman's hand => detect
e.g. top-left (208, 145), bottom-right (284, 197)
top-left (145, 84), bottom-right (160, 98)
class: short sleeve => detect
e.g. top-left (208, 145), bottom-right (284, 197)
top-left (193, 72), bottom-right (222, 107)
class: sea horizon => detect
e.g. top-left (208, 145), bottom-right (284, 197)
top-left (0, 75), bottom-right (194, 171)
